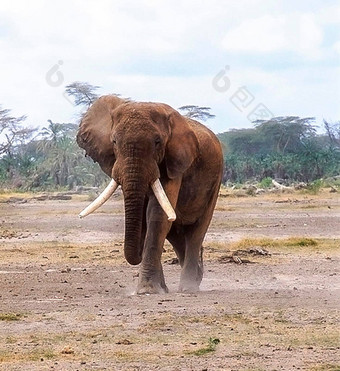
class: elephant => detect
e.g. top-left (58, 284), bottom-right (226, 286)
top-left (76, 95), bottom-right (223, 294)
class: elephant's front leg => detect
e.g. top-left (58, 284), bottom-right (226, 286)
top-left (136, 179), bottom-right (180, 295)
top-left (136, 212), bottom-right (169, 294)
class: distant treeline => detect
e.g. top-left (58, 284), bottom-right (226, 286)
top-left (0, 82), bottom-right (108, 190)
top-left (0, 119), bottom-right (108, 190)
top-left (218, 117), bottom-right (340, 183)
top-left (0, 83), bottom-right (339, 190)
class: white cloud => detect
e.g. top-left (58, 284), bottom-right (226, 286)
top-left (222, 15), bottom-right (287, 53)
top-left (221, 13), bottom-right (324, 58)
top-left (319, 2), bottom-right (340, 24)
top-left (298, 14), bottom-right (323, 57)
top-left (209, 64), bottom-right (340, 131)
top-left (333, 40), bottom-right (340, 55)
top-left (0, 0), bottom-right (338, 134)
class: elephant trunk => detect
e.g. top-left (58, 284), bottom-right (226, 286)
top-left (123, 185), bottom-right (146, 265)
top-left (119, 156), bottom-right (150, 266)
top-left (113, 157), bottom-right (175, 266)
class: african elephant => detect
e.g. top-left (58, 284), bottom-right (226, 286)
top-left (77, 95), bottom-right (223, 294)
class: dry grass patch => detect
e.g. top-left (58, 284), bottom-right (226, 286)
top-left (0, 228), bottom-right (23, 239)
top-left (231, 236), bottom-right (318, 250)
top-left (0, 313), bottom-right (23, 321)
top-left (216, 189), bottom-right (340, 209)
top-left (203, 237), bottom-right (339, 262)
top-left (309, 364), bottom-right (340, 371)
top-left (0, 329), bottom-right (94, 365)
top-left (214, 205), bottom-right (237, 212)
top-left (0, 309), bottom-right (338, 367)
top-left (230, 237), bottom-right (340, 256)
top-left (0, 349), bottom-right (56, 363)
top-left (0, 240), bottom-right (126, 265)
top-left (0, 191), bottom-right (33, 202)
top-left (134, 309), bottom-right (340, 362)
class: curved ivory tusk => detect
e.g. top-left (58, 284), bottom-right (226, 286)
top-left (79, 179), bottom-right (119, 218)
top-left (151, 179), bottom-right (176, 222)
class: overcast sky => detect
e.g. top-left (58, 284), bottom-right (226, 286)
top-left (0, 0), bottom-right (339, 133)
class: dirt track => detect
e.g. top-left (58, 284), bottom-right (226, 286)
top-left (0, 191), bottom-right (339, 370)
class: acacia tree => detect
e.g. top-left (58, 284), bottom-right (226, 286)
top-left (0, 106), bottom-right (35, 156)
top-left (324, 120), bottom-right (340, 148)
top-left (253, 116), bottom-right (316, 154)
top-left (65, 82), bottom-right (101, 108)
top-left (0, 106), bottom-right (36, 183)
top-left (178, 105), bottom-right (215, 121)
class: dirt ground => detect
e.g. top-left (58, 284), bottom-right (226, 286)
top-left (0, 190), bottom-right (339, 371)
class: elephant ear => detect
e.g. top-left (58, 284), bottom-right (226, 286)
top-left (161, 107), bottom-right (199, 179)
top-left (77, 95), bottom-right (124, 177)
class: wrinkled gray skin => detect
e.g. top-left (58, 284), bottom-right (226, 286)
top-left (77, 95), bottom-right (223, 294)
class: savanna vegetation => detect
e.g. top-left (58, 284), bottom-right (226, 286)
top-left (218, 117), bottom-right (340, 184)
top-left (1, 82), bottom-right (339, 191)
top-left (0, 82), bottom-right (108, 191)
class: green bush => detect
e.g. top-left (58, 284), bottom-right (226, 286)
top-left (259, 177), bottom-right (272, 188)
top-left (307, 179), bottom-right (323, 194)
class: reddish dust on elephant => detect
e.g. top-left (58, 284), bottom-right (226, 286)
top-left (77, 96), bottom-right (223, 294)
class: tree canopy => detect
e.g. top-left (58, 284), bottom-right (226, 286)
top-left (218, 116), bottom-right (340, 183)
top-left (178, 105), bottom-right (215, 121)
top-left (0, 107), bottom-right (35, 156)
top-left (65, 82), bottom-right (100, 108)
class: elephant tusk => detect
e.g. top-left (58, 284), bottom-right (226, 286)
top-left (79, 179), bottom-right (119, 218)
top-left (151, 179), bottom-right (176, 222)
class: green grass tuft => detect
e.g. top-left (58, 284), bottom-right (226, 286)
top-left (191, 337), bottom-right (220, 356)
top-left (287, 237), bottom-right (318, 246)
top-left (259, 177), bottom-right (273, 188)
top-left (306, 179), bottom-right (323, 194)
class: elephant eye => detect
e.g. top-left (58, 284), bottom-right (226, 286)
top-left (155, 137), bottom-right (161, 148)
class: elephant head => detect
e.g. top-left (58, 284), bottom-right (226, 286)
top-left (77, 95), bottom-right (199, 266)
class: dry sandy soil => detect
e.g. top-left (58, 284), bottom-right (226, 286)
top-left (0, 190), bottom-right (339, 371)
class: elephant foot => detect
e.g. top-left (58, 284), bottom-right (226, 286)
top-left (179, 266), bottom-right (202, 293)
top-left (178, 281), bottom-right (200, 293)
top-left (136, 280), bottom-right (169, 295)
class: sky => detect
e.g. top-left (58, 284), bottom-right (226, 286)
top-left (0, 0), bottom-right (339, 134)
